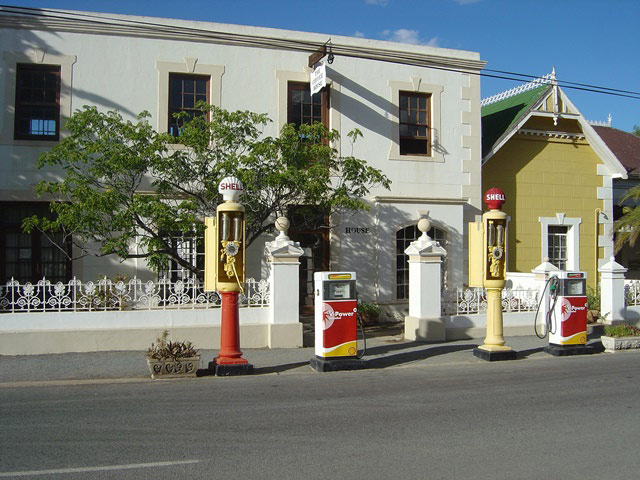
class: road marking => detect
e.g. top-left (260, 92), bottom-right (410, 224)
top-left (0, 460), bottom-right (200, 477)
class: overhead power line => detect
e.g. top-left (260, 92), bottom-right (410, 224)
top-left (1, 5), bottom-right (639, 101)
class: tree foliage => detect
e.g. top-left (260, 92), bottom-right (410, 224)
top-left (24, 104), bottom-right (391, 276)
top-left (614, 186), bottom-right (640, 253)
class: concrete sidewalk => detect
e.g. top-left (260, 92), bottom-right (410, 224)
top-left (0, 324), bottom-right (607, 386)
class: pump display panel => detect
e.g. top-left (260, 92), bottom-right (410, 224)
top-left (324, 281), bottom-right (356, 301)
top-left (563, 279), bottom-right (585, 296)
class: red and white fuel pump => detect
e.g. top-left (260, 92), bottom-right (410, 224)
top-left (310, 272), bottom-right (366, 372)
top-left (537, 271), bottom-right (595, 356)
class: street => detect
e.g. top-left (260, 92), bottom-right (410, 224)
top-left (1, 351), bottom-right (638, 479)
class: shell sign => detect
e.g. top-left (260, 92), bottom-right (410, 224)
top-left (484, 187), bottom-right (506, 211)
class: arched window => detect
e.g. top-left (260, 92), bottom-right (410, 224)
top-left (396, 224), bottom-right (446, 300)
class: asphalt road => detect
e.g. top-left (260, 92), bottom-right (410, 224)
top-left (0, 351), bottom-right (638, 479)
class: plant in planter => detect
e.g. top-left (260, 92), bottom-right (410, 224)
top-left (358, 301), bottom-right (382, 326)
top-left (601, 323), bottom-right (640, 353)
top-left (146, 330), bottom-right (200, 379)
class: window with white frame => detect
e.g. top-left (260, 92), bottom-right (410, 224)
top-left (539, 215), bottom-right (581, 271)
top-left (156, 59), bottom-right (224, 135)
top-left (2, 51), bottom-right (76, 145)
top-left (388, 77), bottom-right (443, 163)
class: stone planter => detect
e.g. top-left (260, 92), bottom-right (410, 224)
top-left (146, 356), bottom-right (201, 379)
top-left (601, 336), bottom-right (640, 353)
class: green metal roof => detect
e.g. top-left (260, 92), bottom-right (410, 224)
top-left (481, 85), bottom-right (550, 158)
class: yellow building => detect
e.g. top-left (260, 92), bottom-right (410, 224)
top-left (481, 72), bottom-right (627, 288)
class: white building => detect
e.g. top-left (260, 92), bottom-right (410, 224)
top-left (0, 7), bottom-right (485, 316)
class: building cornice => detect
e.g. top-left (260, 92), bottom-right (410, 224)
top-left (0, 10), bottom-right (487, 72)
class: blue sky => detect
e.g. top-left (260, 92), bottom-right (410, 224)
top-left (6, 0), bottom-right (639, 132)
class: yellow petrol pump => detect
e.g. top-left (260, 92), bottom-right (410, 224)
top-left (469, 188), bottom-right (517, 361)
top-left (204, 176), bottom-right (253, 375)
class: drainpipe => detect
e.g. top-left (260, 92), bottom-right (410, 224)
top-left (595, 208), bottom-right (601, 288)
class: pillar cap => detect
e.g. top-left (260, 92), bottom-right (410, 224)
top-left (598, 256), bottom-right (628, 274)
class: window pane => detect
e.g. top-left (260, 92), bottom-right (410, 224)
top-left (292, 89), bottom-right (303, 103)
top-left (169, 81), bottom-right (182, 108)
top-left (183, 95), bottom-right (194, 108)
top-left (195, 80), bottom-right (206, 94)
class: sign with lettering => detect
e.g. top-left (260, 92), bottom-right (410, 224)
top-left (310, 60), bottom-right (326, 95)
top-left (345, 227), bottom-right (370, 234)
top-left (218, 176), bottom-right (244, 201)
top-left (484, 187), bottom-right (506, 210)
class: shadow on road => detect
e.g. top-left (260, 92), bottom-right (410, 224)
top-left (366, 343), bottom-right (477, 369)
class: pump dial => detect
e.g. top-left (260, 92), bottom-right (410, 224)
top-left (225, 242), bottom-right (239, 257)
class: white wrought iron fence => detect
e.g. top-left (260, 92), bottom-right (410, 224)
top-left (442, 287), bottom-right (540, 316)
top-left (0, 276), bottom-right (269, 313)
top-left (624, 280), bottom-right (640, 306)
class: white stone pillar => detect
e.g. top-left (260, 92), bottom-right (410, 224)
top-left (264, 217), bottom-right (304, 347)
top-left (599, 256), bottom-right (627, 324)
top-left (531, 259), bottom-right (560, 332)
top-left (404, 218), bottom-right (447, 341)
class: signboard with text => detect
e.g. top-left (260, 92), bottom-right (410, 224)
top-left (310, 60), bottom-right (326, 95)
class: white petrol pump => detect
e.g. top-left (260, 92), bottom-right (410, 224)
top-left (536, 271), bottom-right (593, 355)
top-left (310, 272), bottom-right (367, 372)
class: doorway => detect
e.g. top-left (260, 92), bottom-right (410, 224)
top-left (287, 206), bottom-right (330, 313)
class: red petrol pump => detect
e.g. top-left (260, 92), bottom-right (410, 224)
top-left (535, 271), bottom-right (595, 356)
top-left (204, 176), bottom-right (253, 375)
top-left (310, 272), bottom-right (367, 372)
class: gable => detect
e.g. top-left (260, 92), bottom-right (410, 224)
top-left (481, 79), bottom-right (627, 179)
top-left (481, 85), bottom-right (549, 157)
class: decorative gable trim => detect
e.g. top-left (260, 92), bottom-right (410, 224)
top-left (518, 129), bottom-right (585, 140)
top-left (481, 72), bottom-right (554, 107)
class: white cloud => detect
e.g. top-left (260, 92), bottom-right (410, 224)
top-left (365, 0), bottom-right (390, 5)
top-left (354, 31), bottom-right (366, 38)
top-left (381, 29), bottom-right (439, 47)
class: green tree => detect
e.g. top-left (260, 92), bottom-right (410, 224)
top-left (633, 125), bottom-right (640, 137)
top-left (23, 105), bottom-right (390, 276)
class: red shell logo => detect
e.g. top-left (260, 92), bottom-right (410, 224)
top-left (560, 298), bottom-right (572, 322)
top-left (322, 303), bottom-right (335, 330)
top-left (484, 188), bottom-right (506, 210)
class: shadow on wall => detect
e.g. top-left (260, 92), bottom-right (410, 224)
top-left (327, 67), bottom-right (448, 161)
top-left (335, 203), bottom-right (465, 305)
top-left (4, 13), bottom-right (139, 127)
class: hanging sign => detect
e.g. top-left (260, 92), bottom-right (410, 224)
top-left (310, 60), bottom-right (326, 95)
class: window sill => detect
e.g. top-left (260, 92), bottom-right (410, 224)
top-left (388, 152), bottom-right (444, 163)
